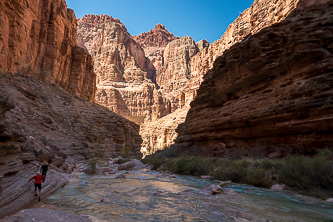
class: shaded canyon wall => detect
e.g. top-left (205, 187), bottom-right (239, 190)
top-left (175, 0), bottom-right (333, 157)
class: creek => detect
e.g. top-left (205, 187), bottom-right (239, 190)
top-left (45, 170), bottom-right (333, 222)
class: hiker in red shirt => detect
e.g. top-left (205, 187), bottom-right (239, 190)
top-left (28, 173), bottom-right (45, 201)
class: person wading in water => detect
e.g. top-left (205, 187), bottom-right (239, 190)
top-left (40, 161), bottom-right (49, 179)
top-left (28, 173), bottom-right (45, 201)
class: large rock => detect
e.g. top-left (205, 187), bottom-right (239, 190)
top-left (0, 0), bottom-right (96, 100)
top-left (118, 159), bottom-right (145, 171)
top-left (0, 163), bottom-right (69, 218)
top-left (175, 1), bottom-right (333, 156)
top-left (1, 208), bottom-right (91, 222)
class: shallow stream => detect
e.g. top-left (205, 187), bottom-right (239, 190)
top-left (45, 171), bottom-right (333, 221)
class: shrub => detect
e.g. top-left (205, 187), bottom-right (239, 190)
top-left (143, 147), bottom-right (333, 199)
top-left (119, 146), bottom-right (131, 159)
top-left (87, 157), bottom-right (99, 174)
top-left (161, 156), bottom-right (212, 176)
top-left (142, 155), bottom-right (164, 170)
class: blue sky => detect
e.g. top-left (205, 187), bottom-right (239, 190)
top-left (65, 0), bottom-right (254, 44)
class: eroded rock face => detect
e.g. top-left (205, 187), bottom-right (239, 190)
top-left (156, 36), bottom-right (200, 112)
top-left (142, 0), bottom-right (331, 156)
top-left (140, 107), bottom-right (189, 157)
top-left (77, 15), bottom-right (168, 124)
top-left (0, 0), bottom-right (96, 100)
top-left (175, 1), bottom-right (333, 157)
top-left (0, 74), bottom-right (143, 217)
top-left (134, 24), bottom-right (180, 77)
top-left (77, 14), bottom-right (146, 85)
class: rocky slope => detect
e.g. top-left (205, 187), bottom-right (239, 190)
top-left (175, 0), bottom-right (333, 157)
top-left (0, 1), bottom-right (142, 217)
top-left (0, 68), bottom-right (142, 218)
top-left (0, 0), bottom-right (96, 100)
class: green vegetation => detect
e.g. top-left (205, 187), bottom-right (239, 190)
top-left (119, 146), bottom-right (131, 159)
top-left (87, 156), bottom-right (99, 174)
top-left (143, 148), bottom-right (333, 199)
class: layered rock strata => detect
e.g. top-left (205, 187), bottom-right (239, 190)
top-left (133, 24), bottom-right (180, 80)
top-left (156, 36), bottom-right (201, 112)
top-left (0, 74), bottom-right (142, 217)
top-left (78, 15), bottom-right (172, 124)
top-left (141, 0), bottom-right (332, 156)
top-left (187, 0), bottom-right (332, 102)
top-left (0, 0), bottom-right (96, 100)
top-left (175, 1), bottom-right (333, 157)
top-left (140, 106), bottom-right (189, 158)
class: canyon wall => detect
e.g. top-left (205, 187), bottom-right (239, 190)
top-left (78, 15), bottom-right (173, 123)
top-left (0, 0), bottom-right (96, 100)
top-left (175, 0), bottom-right (333, 157)
top-left (141, 0), bottom-right (332, 156)
top-left (133, 23), bottom-right (179, 80)
top-left (186, 0), bottom-right (306, 104)
top-left (139, 0), bottom-right (312, 155)
top-left (0, 1), bottom-right (143, 217)
top-left (0, 74), bottom-right (142, 217)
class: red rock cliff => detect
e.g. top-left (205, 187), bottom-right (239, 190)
top-left (133, 24), bottom-right (180, 80)
top-left (175, 1), bottom-right (333, 157)
top-left (0, 0), bottom-right (96, 100)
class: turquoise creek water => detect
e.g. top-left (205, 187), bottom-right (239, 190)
top-left (45, 171), bottom-right (333, 222)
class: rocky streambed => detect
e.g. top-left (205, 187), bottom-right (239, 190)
top-left (6, 167), bottom-right (332, 222)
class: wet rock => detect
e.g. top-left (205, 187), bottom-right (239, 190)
top-left (156, 172), bottom-right (176, 178)
top-left (1, 208), bottom-right (91, 222)
top-left (101, 167), bottom-right (112, 173)
top-left (201, 175), bottom-right (212, 180)
top-left (218, 180), bottom-right (232, 186)
top-left (101, 198), bottom-right (111, 203)
top-left (179, 189), bottom-right (195, 194)
top-left (114, 173), bottom-right (126, 179)
top-left (271, 184), bottom-right (286, 191)
top-left (223, 188), bottom-right (236, 195)
top-left (326, 198), bottom-right (333, 202)
top-left (153, 190), bottom-right (167, 196)
top-left (118, 159), bottom-right (145, 171)
top-left (199, 184), bottom-right (223, 195)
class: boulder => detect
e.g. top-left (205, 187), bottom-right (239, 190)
top-left (199, 184), bottom-right (224, 195)
top-left (118, 159), bottom-right (145, 171)
top-left (271, 184), bottom-right (286, 191)
top-left (51, 157), bottom-right (64, 167)
top-left (114, 173), bottom-right (126, 179)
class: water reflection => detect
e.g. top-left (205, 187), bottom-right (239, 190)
top-left (45, 171), bottom-right (333, 222)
